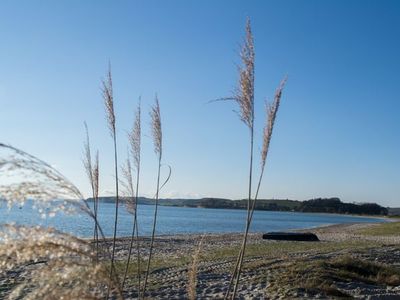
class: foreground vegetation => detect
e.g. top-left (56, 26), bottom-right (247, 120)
top-left (106, 222), bottom-right (400, 298)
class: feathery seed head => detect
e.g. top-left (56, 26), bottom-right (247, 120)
top-left (261, 76), bottom-right (287, 169)
top-left (150, 95), bottom-right (162, 157)
top-left (0, 143), bottom-right (84, 215)
top-left (121, 153), bottom-right (136, 213)
top-left (83, 122), bottom-right (94, 189)
top-left (121, 155), bottom-right (134, 198)
top-left (0, 225), bottom-right (121, 299)
top-left (93, 151), bottom-right (99, 199)
top-left (102, 66), bottom-right (115, 138)
top-left (129, 100), bottom-right (141, 169)
top-left (235, 18), bottom-right (255, 129)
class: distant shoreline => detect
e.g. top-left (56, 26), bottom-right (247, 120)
top-left (91, 218), bottom-right (388, 241)
top-left (87, 196), bottom-right (390, 217)
top-left (86, 197), bottom-right (390, 218)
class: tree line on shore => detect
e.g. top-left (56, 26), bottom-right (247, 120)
top-left (89, 196), bottom-right (388, 216)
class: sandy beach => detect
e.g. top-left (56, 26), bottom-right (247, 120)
top-left (2, 221), bottom-right (400, 299)
top-left (97, 221), bottom-right (400, 299)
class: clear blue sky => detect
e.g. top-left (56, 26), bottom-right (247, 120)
top-left (1, 1), bottom-right (399, 206)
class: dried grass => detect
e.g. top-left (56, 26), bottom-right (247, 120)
top-left (260, 77), bottom-right (287, 170)
top-left (102, 65), bottom-right (116, 138)
top-left (150, 95), bottom-right (162, 156)
top-left (129, 100), bottom-right (141, 170)
top-left (142, 95), bottom-right (163, 297)
top-left (102, 65), bottom-right (121, 280)
top-left (0, 225), bottom-right (121, 300)
top-left (122, 100), bottom-right (142, 293)
top-left (235, 19), bottom-right (255, 129)
top-left (0, 143), bottom-right (85, 215)
top-left (83, 122), bottom-right (100, 258)
top-left (187, 236), bottom-right (204, 300)
top-left (222, 19), bottom-right (287, 300)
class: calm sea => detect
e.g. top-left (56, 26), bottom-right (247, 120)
top-left (0, 201), bottom-right (385, 238)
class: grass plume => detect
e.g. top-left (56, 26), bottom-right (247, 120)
top-left (223, 18), bottom-right (255, 300)
top-left (102, 65), bottom-right (121, 281)
top-left (236, 19), bottom-right (255, 129)
top-left (103, 66), bottom-right (116, 138)
top-left (83, 122), bottom-right (100, 259)
top-left (222, 19), bottom-right (286, 299)
top-left (0, 143), bottom-right (85, 215)
top-left (142, 95), bottom-right (163, 297)
top-left (122, 100), bottom-right (142, 293)
top-left (228, 77), bottom-right (287, 299)
top-left (150, 95), bottom-right (162, 156)
top-left (0, 143), bottom-right (121, 298)
top-left (260, 78), bottom-right (286, 171)
top-left (187, 236), bottom-right (204, 300)
top-left (0, 225), bottom-right (122, 300)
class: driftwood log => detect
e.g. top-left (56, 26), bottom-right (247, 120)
top-left (262, 232), bottom-right (319, 241)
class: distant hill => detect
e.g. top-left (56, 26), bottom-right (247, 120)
top-left (87, 197), bottom-right (388, 216)
top-left (388, 207), bottom-right (400, 216)
top-left (298, 198), bottom-right (388, 215)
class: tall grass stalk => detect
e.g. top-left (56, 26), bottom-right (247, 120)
top-left (220, 18), bottom-right (254, 299)
top-left (142, 95), bottom-right (162, 297)
top-left (223, 20), bottom-right (286, 299)
top-left (227, 78), bottom-right (286, 299)
top-left (93, 151), bottom-right (100, 256)
top-left (102, 66), bottom-right (120, 279)
top-left (83, 122), bottom-right (100, 260)
top-left (188, 236), bottom-right (204, 300)
top-left (249, 78), bottom-right (286, 223)
top-left (122, 101), bottom-right (142, 292)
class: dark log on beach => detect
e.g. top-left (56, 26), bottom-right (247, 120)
top-left (262, 232), bottom-right (319, 241)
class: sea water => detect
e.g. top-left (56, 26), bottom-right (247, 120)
top-left (0, 200), bottom-right (384, 238)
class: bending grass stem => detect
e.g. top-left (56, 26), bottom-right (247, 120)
top-left (142, 154), bottom-right (162, 297)
top-left (110, 135), bottom-right (120, 284)
top-left (121, 166), bottom-right (141, 291)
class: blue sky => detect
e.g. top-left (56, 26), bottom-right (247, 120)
top-left (0, 1), bottom-right (399, 206)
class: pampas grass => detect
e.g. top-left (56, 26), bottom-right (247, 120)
top-left (83, 122), bottom-right (100, 259)
top-left (221, 18), bottom-right (255, 300)
top-left (187, 236), bottom-right (204, 300)
top-left (0, 144), bottom-right (108, 242)
top-left (221, 19), bottom-right (287, 300)
top-left (0, 225), bottom-right (122, 300)
top-left (0, 143), bottom-right (120, 299)
top-left (252, 77), bottom-right (287, 219)
top-left (122, 101), bottom-right (142, 292)
top-left (142, 95), bottom-right (163, 297)
top-left (102, 65), bottom-right (121, 279)
top-left (0, 143), bottom-right (85, 214)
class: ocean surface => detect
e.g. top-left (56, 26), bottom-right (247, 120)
top-left (0, 201), bottom-right (385, 238)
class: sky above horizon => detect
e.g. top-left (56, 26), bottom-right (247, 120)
top-left (1, 1), bottom-right (399, 207)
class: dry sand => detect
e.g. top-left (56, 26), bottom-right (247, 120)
top-left (110, 222), bottom-right (400, 299)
